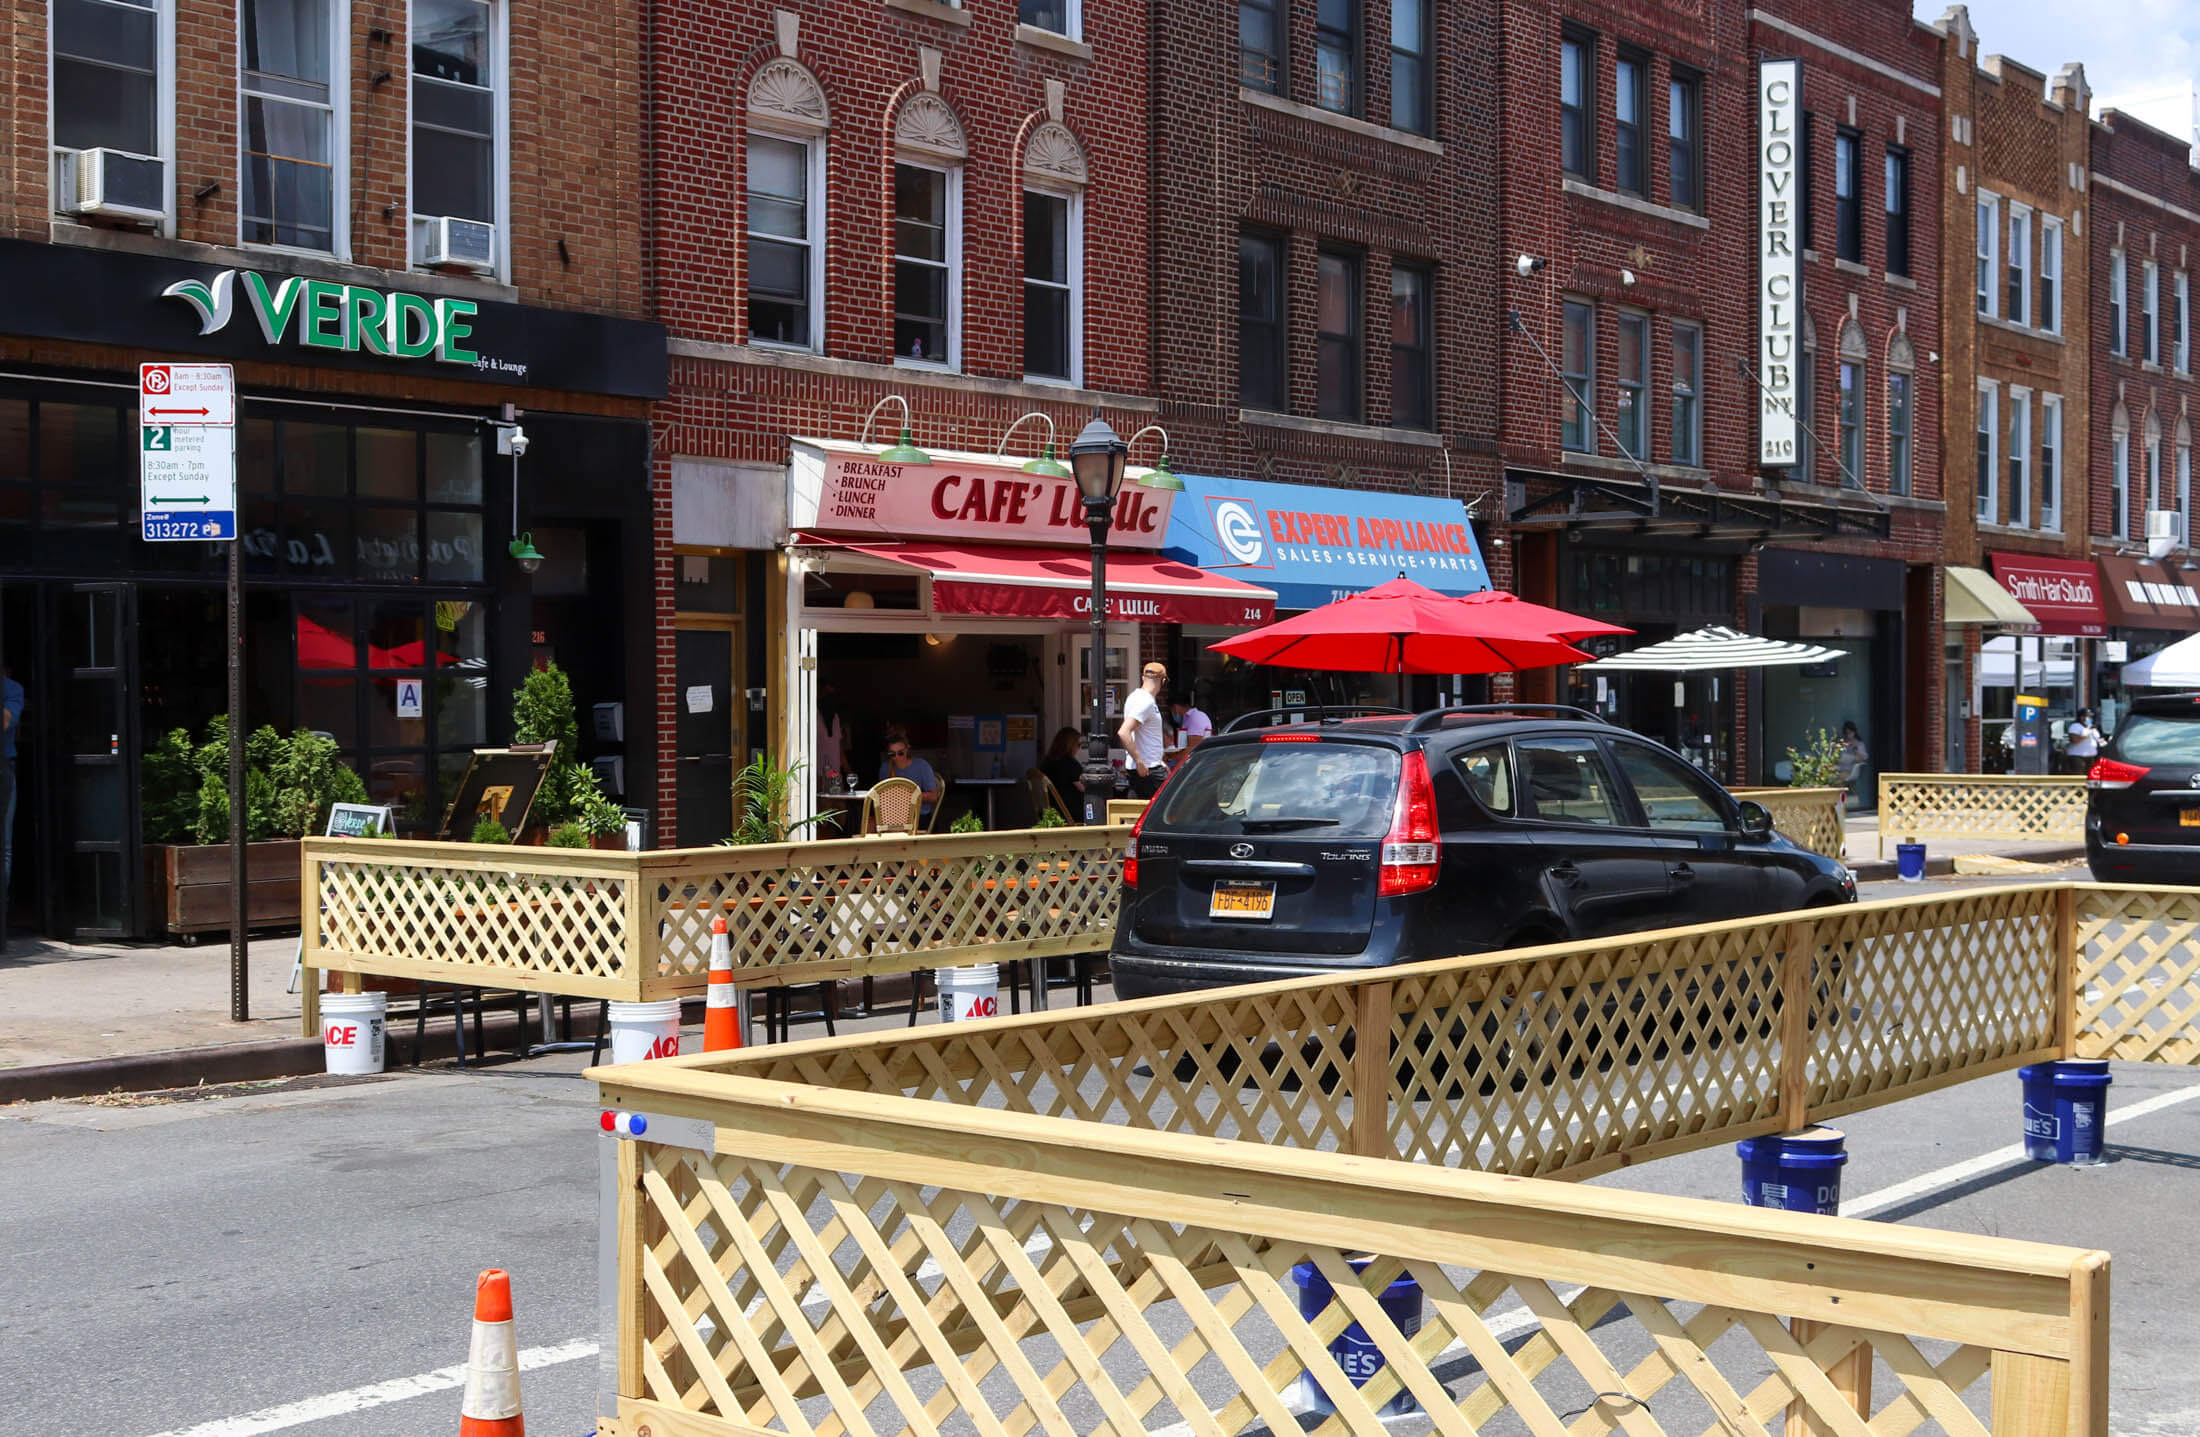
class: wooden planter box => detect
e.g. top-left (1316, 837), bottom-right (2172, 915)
top-left (145, 840), bottom-right (303, 939)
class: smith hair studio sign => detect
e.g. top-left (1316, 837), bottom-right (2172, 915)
top-left (793, 442), bottom-right (1178, 549)
top-left (0, 237), bottom-right (666, 398)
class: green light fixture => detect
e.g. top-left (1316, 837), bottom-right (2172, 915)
top-left (1022, 442), bottom-right (1072, 480)
top-left (507, 531), bottom-right (544, 574)
top-left (861, 395), bottom-right (932, 465)
top-left (1127, 424), bottom-right (1183, 490)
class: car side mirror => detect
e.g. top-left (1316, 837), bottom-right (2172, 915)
top-left (1737, 800), bottom-right (1774, 842)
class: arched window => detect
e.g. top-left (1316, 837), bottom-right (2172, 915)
top-left (746, 59), bottom-right (830, 350)
top-left (2177, 417), bottom-right (2193, 548)
top-left (1796, 313), bottom-right (1818, 482)
top-left (1022, 121), bottom-right (1088, 385)
top-left (1836, 320), bottom-right (1867, 489)
top-left (2146, 410), bottom-right (2165, 521)
top-left (2111, 406), bottom-right (2131, 540)
top-left (1886, 332), bottom-right (1916, 496)
top-left (892, 94), bottom-right (967, 369)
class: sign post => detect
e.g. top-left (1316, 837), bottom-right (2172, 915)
top-left (141, 362), bottom-right (247, 1020)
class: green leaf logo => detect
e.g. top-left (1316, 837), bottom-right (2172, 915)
top-left (161, 269), bottom-right (236, 335)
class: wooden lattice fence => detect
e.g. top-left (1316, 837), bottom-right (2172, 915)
top-left (1731, 785), bottom-right (1848, 860)
top-left (1876, 774), bottom-right (2088, 856)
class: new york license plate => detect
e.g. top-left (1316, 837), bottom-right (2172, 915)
top-left (1208, 880), bottom-right (1276, 920)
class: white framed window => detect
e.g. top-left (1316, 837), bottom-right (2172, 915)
top-left (1975, 380), bottom-right (1998, 524)
top-left (50, 0), bottom-right (174, 232)
top-left (2179, 423), bottom-right (2194, 548)
top-left (1976, 191), bottom-right (1998, 318)
top-left (2177, 271), bottom-right (2191, 374)
top-left (2112, 416), bottom-right (2131, 539)
top-left (893, 160), bottom-right (961, 370)
top-left (2147, 414), bottom-right (2164, 516)
top-left (2110, 249), bottom-right (2127, 356)
top-left (2144, 260), bottom-right (2161, 365)
top-left (239, 0), bottom-right (343, 255)
top-left (2008, 386), bottom-right (2031, 528)
top-left (410, 0), bottom-right (506, 277)
top-left (746, 132), bottom-right (824, 350)
top-left (1021, 187), bottom-right (1082, 384)
top-left (2006, 203), bottom-right (2030, 327)
top-left (2039, 217), bottom-right (2063, 335)
top-left (1018, 0), bottom-right (1078, 39)
top-left (1560, 298), bottom-right (1593, 453)
top-left (2040, 394), bottom-right (2063, 532)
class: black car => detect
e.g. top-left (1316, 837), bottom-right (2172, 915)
top-left (1111, 705), bottom-right (1856, 999)
top-left (2085, 692), bottom-right (2200, 882)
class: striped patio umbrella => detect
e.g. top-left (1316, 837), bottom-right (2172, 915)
top-left (1576, 625), bottom-right (1843, 671)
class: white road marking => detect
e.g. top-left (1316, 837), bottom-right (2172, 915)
top-left (146, 1082), bottom-right (2200, 1436)
top-left (138, 1339), bottom-right (598, 1437)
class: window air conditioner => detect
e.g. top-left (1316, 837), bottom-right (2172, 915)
top-left (2144, 508), bottom-right (2181, 559)
top-left (54, 148), bottom-right (166, 225)
top-left (412, 214), bottom-right (497, 273)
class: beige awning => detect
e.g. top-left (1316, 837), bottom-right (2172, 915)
top-left (1944, 565), bottom-right (2040, 630)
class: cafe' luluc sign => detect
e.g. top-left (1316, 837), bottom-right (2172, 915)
top-left (1757, 58), bottom-right (1802, 468)
top-left (163, 268), bottom-right (481, 364)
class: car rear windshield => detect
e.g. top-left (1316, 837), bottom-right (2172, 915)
top-left (1156, 741), bottom-right (1401, 838)
top-left (2116, 714), bottom-right (2200, 766)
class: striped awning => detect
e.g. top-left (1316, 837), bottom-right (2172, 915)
top-left (1577, 625), bottom-right (1844, 672)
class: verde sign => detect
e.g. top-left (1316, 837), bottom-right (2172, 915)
top-left (161, 268), bottom-right (481, 364)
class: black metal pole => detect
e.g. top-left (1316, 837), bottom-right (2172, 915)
top-left (1084, 497), bottom-right (1112, 820)
top-left (227, 531), bottom-right (247, 1022)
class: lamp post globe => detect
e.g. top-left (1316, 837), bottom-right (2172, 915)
top-left (1067, 412), bottom-right (1129, 813)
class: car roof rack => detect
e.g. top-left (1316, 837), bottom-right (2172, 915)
top-left (1221, 704), bottom-right (1411, 734)
top-left (1405, 703), bottom-right (1609, 732)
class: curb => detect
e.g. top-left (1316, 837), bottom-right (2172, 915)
top-left (0, 1003), bottom-right (610, 1105)
top-left (1848, 844), bottom-right (2087, 883)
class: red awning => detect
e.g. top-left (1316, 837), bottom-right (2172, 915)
top-left (801, 538), bottom-right (1277, 627)
top-left (1988, 552), bottom-right (2108, 637)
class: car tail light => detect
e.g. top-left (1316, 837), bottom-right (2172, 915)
top-left (1123, 775), bottom-right (1164, 889)
top-left (1379, 750), bottom-right (1440, 897)
top-left (2087, 758), bottom-right (2149, 790)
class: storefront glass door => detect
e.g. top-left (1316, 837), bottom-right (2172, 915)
top-left (59, 582), bottom-right (138, 938)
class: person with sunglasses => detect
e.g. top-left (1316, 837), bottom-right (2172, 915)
top-left (876, 727), bottom-right (942, 818)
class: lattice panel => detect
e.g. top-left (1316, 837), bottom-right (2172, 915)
top-left (2076, 886), bottom-right (2200, 1065)
top-left (1384, 930), bottom-right (1787, 1175)
top-left (1806, 890), bottom-right (2060, 1112)
top-left (1878, 775), bottom-right (2086, 852)
top-left (733, 982), bottom-right (1363, 1150)
top-left (1736, 787), bottom-right (1847, 860)
top-left (648, 829), bottom-right (1124, 986)
top-left (312, 857), bottom-right (633, 987)
top-left (630, 1144), bottom-right (2002, 1437)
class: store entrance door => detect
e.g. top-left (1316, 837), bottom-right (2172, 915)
top-left (56, 583), bottom-right (140, 939)
top-left (675, 624), bottom-right (739, 846)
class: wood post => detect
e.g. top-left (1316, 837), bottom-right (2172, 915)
top-left (1779, 919), bottom-right (1815, 1132)
top-left (1991, 1354), bottom-right (2074, 1437)
top-left (1784, 1320), bottom-right (1873, 1437)
top-left (1351, 982), bottom-right (1393, 1159)
top-left (2068, 1253), bottom-right (2111, 1437)
top-left (2054, 885), bottom-right (2078, 1059)
top-left (617, 1138), bottom-right (645, 1402)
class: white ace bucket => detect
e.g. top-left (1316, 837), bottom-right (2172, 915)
top-left (321, 991), bottom-right (388, 1075)
top-left (607, 998), bottom-right (684, 1063)
top-left (937, 964), bottom-right (1002, 1024)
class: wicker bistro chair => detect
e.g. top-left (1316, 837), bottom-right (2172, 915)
top-left (862, 776), bottom-right (924, 835)
top-left (924, 772), bottom-right (952, 832)
top-left (1024, 767), bottom-right (1076, 824)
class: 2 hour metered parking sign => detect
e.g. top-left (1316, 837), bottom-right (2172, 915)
top-left (139, 362), bottom-right (237, 541)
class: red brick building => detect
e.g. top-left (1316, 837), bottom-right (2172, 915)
top-left (647, 1), bottom-right (1166, 838)
top-left (2087, 107), bottom-right (2200, 725)
top-left (0, 0), bottom-right (661, 936)
top-left (1936, 10), bottom-right (2096, 772)
top-left (1496, 0), bottom-right (1935, 785)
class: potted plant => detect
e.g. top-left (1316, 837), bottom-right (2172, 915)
top-left (142, 720), bottom-right (369, 940)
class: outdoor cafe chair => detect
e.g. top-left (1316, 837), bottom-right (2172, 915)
top-left (924, 773), bottom-right (952, 832)
top-left (1024, 767), bottom-right (1075, 823)
top-left (862, 776), bottom-right (923, 835)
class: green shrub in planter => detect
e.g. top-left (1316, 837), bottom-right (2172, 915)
top-left (1032, 807), bottom-right (1068, 829)
top-left (547, 822), bottom-right (592, 849)
top-left (950, 810), bottom-right (984, 834)
top-left (470, 815), bottom-right (512, 845)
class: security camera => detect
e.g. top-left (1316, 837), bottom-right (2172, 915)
top-left (498, 425), bottom-right (530, 458)
top-left (1515, 253), bottom-right (1547, 277)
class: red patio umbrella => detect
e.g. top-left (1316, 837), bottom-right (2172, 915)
top-left (1208, 577), bottom-right (1632, 675)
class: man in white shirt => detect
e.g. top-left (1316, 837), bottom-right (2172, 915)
top-left (1167, 693), bottom-right (1212, 768)
top-left (1117, 662), bottom-right (1169, 797)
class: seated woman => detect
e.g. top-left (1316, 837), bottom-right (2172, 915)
top-left (876, 726), bottom-right (942, 820)
top-left (1040, 726), bottom-right (1086, 821)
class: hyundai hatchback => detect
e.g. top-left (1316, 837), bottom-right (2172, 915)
top-left (1111, 705), bottom-right (1855, 999)
top-left (2086, 693), bottom-right (2200, 882)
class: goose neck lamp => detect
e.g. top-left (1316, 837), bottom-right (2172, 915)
top-left (1069, 411), bottom-right (1129, 793)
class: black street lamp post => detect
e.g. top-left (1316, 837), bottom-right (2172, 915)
top-left (1068, 411), bottom-right (1128, 822)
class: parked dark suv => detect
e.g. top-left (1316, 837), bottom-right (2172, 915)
top-left (1111, 705), bottom-right (1856, 999)
top-left (2085, 693), bottom-right (2200, 882)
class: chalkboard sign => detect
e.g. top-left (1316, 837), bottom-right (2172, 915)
top-left (326, 803), bottom-right (395, 838)
top-left (437, 747), bottom-right (554, 840)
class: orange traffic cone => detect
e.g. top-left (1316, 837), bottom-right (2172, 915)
top-left (704, 915), bottom-right (743, 1051)
top-left (459, 1269), bottom-right (525, 1436)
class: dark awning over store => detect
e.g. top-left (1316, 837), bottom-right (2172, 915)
top-left (1505, 468), bottom-right (1891, 542)
top-left (2097, 553), bottom-right (2200, 631)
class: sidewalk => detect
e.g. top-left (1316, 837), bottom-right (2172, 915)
top-left (1840, 808), bottom-right (2086, 878)
top-left (1, 933), bottom-right (305, 1074)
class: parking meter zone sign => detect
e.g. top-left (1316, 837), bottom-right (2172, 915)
top-left (139, 363), bottom-right (237, 542)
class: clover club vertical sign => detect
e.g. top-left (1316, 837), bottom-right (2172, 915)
top-left (139, 362), bottom-right (237, 541)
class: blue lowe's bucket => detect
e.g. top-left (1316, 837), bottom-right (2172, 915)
top-left (1289, 1258), bottom-right (1423, 1416)
top-left (1895, 841), bottom-right (1927, 882)
top-left (2019, 1060), bottom-right (2113, 1166)
top-left (1735, 1126), bottom-right (1848, 1214)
